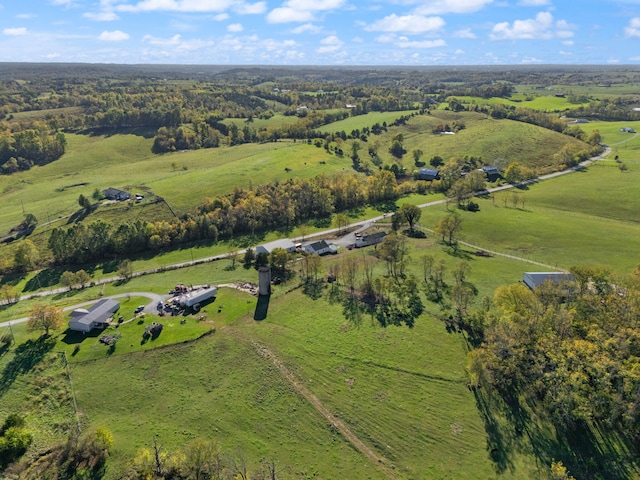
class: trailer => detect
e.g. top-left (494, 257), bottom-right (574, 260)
top-left (178, 286), bottom-right (218, 308)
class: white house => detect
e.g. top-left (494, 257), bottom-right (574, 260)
top-left (68, 299), bottom-right (120, 333)
top-left (303, 240), bottom-right (338, 255)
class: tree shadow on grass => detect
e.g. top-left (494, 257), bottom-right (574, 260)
top-left (0, 335), bottom-right (56, 398)
top-left (23, 269), bottom-right (64, 292)
top-left (474, 384), bottom-right (640, 479)
top-left (302, 280), bottom-right (324, 300)
top-left (0, 273), bottom-right (26, 288)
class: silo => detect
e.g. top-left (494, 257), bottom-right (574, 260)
top-left (258, 267), bottom-right (271, 296)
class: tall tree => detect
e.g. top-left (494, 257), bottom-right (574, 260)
top-left (27, 304), bottom-right (63, 336)
top-left (398, 203), bottom-right (421, 233)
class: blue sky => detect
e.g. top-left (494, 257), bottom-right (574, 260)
top-left (1, 0), bottom-right (640, 65)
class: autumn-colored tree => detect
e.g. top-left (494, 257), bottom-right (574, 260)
top-left (27, 304), bottom-right (63, 336)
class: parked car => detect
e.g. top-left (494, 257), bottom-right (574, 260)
top-left (134, 305), bottom-right (145, 314)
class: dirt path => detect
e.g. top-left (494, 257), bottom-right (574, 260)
top-left (227, 328), bottom-right (399, 479)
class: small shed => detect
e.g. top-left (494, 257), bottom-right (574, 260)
top-left (68, 299), bottom-right (120, 333)
top-left (523, 272), bottom-right (574, 291)
top-left (303, 240), bottom-right (338, 255)
top-left (418, 169), bottom-right (440, 181)
top-left (103, 188), bottom-right (131, 201)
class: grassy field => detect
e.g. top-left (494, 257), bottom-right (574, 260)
top-left (449, 94), bottom-right (590, 112)
top-left (60, 238), bottom-right (549, 479)
top-left (396, 111), bottom-right (587, 169)
top-left (319, 110), bottom-right (418, 134)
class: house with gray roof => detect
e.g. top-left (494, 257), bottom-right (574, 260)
top-left (523, 272), bottom-right (575, 291)
top-left (68, 299), bottom-right (120, 333)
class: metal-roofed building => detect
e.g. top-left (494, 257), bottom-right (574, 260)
top-left (68, 298), bottom-right (120, 333)
top-left (523, 272), bottom-right (575, 291)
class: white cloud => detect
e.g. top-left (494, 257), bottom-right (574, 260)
top-left (214, 13), bottom-right (229, 20)
top-left (16, 13), bottom-right (35, 19)
top-left (453, 28), bottom-right (476, 39)
top-left (227, 23), bottom-right (243, 32)
top-left (234, 2), bottom-right (266, 14)
top-left (562, 40), bottom-right (574, 46)
top-left (117, 0), bottom-right (236, 13)
top-left (395, 38), bottom-right (446, 48)
top-left (267, 7), bottom-right (313, 23)
top-left (518, 0), bottom-right (549, 5)
top-left (142, 33), bottom-right (214, 51)
top-left (290, 23), bottom-right (323, 34)
top-left (413, 0), bottom-right (493, 15)
top-left (83, 11), bottom-right (119, 21)
top-left (559, 50), bottom-right (572, 56)
top-left (267, 0), bottom-right (345, 23)
top-left (521, 56), bottom-right (542, 64)
top-left (365, 14), bottom-right (445, 34)
top-left (3, 27), bottom-right (28, 36)
top-left (625, 18), bottom-right (640, 38)
top-left (98, 30), bottom-right (129, 41)
top-left (490, 11), bottom-right (573, 40)
top-left (316, 35), bottom-right (343, 53)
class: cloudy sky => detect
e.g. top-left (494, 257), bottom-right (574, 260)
top-left (1, 0), bottom-right (639, 65)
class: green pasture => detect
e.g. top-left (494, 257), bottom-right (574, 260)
top-left (220, 113), bottom-right (301, 130)
top-left (396, 111), bottom-right (587, 169)
top-left (450, 94), bottom-right (589, 112)
top-left (0, 133), bottom-right (351, 238)
top-left (585, 120), bottom-right (640, 146)
top-left (418, 164), bottom-right (640, 275)
top-left (69, 320), bottom-right (387, 480)
top-left (319, 110), bottom-right (417, 134)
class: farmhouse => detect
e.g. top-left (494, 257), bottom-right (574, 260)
top-left (482, 166), bottom-right (501, 181)
top-left (355, 231), bottom-right (387, 248)
top-left (417, 168), bottom-right (440, 181)
top-left (523, 272), bottom-right (575, 291)
top-left (303, 240), bottom-right (338, 255)
top-left (68, 298), bottom-right (120, 333)
top-left (102, 187), bottom-right (131, 201)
